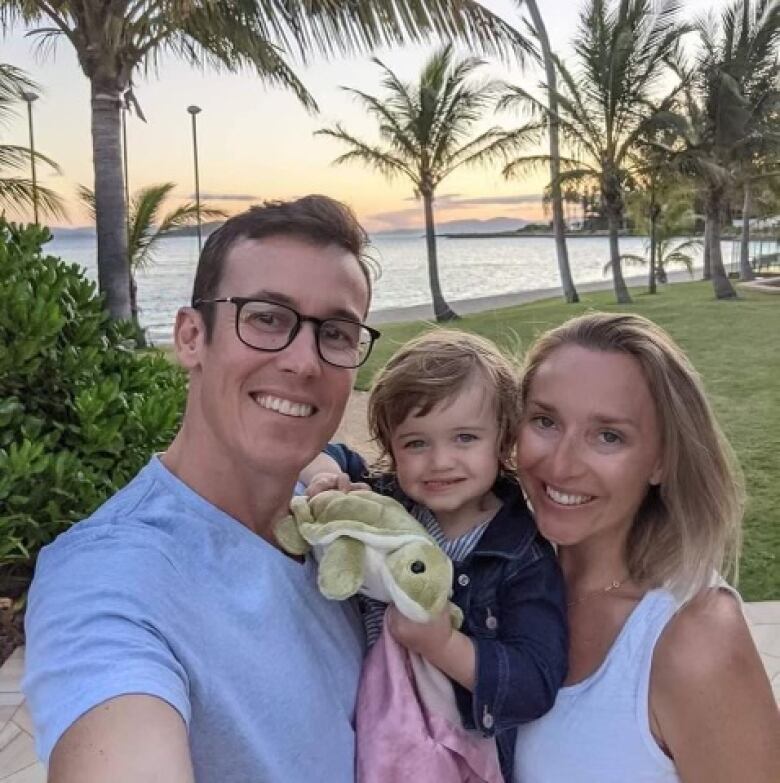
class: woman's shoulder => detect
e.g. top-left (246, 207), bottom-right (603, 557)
top-left (649, 590), bottom-right (780, 778)
top-left (650, 588), bottom-right (761, 734)
top-left (654, 588), bottom-right (748, 680)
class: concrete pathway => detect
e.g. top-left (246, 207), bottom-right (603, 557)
top-left (1, 604), bottom-right (778, 777)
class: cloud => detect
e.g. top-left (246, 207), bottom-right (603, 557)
top-left (186, 192), bottom-right (258, 201)
top-left (402, 193), bottom-right (542, 208)
top-left (448, 194), bottom-right (543, 206)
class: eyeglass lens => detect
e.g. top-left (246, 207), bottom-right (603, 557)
top-left (237, 300), bottom-right (372, 368)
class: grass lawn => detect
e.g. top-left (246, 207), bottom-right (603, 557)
top-left (357, 281), bottom-right (779, 602)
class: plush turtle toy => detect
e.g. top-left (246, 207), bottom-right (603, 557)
top-left (276, 489), bottom-right (462, 627)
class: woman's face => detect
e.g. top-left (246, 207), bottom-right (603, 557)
top-left (517, 345), bottom-right (663, 549)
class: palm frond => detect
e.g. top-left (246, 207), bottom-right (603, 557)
top-left (315, 125), bottom-right (418, 184)
top-left (0, 176), bottom-right (65, 220)
top-left (76, 183), bottom-right (96, 221)
top-left (0, 143), bottom-right (58, 173)
top-left (0, 63), bottom-right (37, 126)
top-left (163, 22), bottom-right (317, 112)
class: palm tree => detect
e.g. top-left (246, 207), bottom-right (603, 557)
top-left (316, 45), bottom-right (507, 322)
top-left (0, 64), bottom-right (63, 219)
top-left (79, 182), bottom-right (225, 343)
top-left (491, 0), bottom-right (688, 304)
top-left (737, 156), bottom-right (780, 281)
top-left (519, 0), bottom-right (578, 303)
top-left (0, 1), bottom-right (530, 323)
top-left (608, 184), bottom-right (701, 284)
top-left (669, 0), bottom-right (780, 298)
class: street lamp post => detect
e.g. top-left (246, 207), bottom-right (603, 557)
top-left (20, 91), bottom-right (39, 224)
top-left (187, 105), bottom-right (202, 253)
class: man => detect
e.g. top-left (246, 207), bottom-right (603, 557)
top-left (23, 195), bottom-right (380, 782)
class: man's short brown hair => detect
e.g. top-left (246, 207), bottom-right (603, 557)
top-left (368, 329), bottom-right (520, 474)
top-left (191, 195), bottom-right (375, 338)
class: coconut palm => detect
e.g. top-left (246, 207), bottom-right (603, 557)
top-left (316, 45), bottom-right (507, 321)
top-left (666, 0), bottom-right (780, 297)
top-left (0, 64), bottom-right (63, 219)
top-left (606, 185), bottom-right (700, 284)
top-left (489, 0), bottom-right (688, 304)
top-left (79, 182), bottom-right (225, 343)
top-left (607, 236), bottom-right (701, 281)
top-left (0, 1), bottom-right (531, 323)
top-left (518, 0), bottom-right (578, 303)
top-left (737, 154), bottom-right (780, 280)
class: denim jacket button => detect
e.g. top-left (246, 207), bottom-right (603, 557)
top-left (486, 615), bottom-right (498, 630)
top-left (457, 574), bottom-right (470, 587)
top-left (482, 710), bottom-right (494, 730)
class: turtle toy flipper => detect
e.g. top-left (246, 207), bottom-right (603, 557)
top-left (449, 602), bottom-right (464, 630)
top-left (275, 495), bottom-right (313, 556)
top-left (318, 537), bottom-right (365, 600)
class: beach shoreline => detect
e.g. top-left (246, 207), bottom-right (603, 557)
top-left (366, 268), bottom-right (697, 325)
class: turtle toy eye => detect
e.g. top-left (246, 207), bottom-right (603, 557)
top-left (410, 560), bottom-right (426, 574)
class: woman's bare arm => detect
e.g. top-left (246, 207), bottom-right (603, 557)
top-left (650, 590), bottom-right (780, 783)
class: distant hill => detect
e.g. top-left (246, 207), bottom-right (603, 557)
top-left (375, 216), bottom-right (530, 238)
top-left (50, 216), bottom-right (532, 242)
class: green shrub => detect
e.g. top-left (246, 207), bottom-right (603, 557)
top-left (0, 220), bottom-right (187, 600)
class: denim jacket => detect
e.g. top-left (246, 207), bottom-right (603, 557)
top-left (324, 444), bottom-right (569, 780)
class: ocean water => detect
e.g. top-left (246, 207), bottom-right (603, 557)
top-left (45, 232), bottom-right (749, 344)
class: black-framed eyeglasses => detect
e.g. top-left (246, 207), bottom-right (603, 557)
top-left (193, 297), bottom-right (381, 369)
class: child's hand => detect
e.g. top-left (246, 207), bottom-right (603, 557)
top-left (386, 605), bottom-right (454, 659)
top-left (305, 471), bottom-right (370, 497)
top-left (387, 605), bottom-right (476, 691)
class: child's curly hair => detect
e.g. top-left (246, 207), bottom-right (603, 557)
top-left (368, 329), bottom-right (520, 475)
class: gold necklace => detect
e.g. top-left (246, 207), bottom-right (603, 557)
top-left (566, 578), bottom-right (627, 607)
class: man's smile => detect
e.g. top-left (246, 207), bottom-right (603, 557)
top-left (250, 393), bottom-right (316, 418)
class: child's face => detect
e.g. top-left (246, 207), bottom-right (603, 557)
top-left (389, 380), bottom-right (501, 528)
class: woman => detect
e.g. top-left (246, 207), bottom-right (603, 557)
top-left (513, 312), bottom-right (779, 782)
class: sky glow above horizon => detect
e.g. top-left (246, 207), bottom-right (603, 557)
top-left (2, 0), bottom-right (728, 231)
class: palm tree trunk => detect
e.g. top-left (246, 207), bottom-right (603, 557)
top-left (648, 188), bottom-right (658, 295)
top-left (648, 220), bottom-right (657, 294)
top-left (91, 82), bottom-right (131, 320)
top-left (422, 191), bottom-right (458, 321)
top-left (702, 215), bottom-right (712, 279)
top-left (706, 193), bottom-right (737, 299)
top-left (739, 181), bottom-right (754, 281)
top-left (525, 0), bottom-right (578, 303)
top-left (129, 273), bottom-right (147, 347)
top-left (607, 207), bottom-right (631, 303)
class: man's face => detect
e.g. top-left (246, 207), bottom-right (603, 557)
top-left (179, 235), bottom-right (370, 483)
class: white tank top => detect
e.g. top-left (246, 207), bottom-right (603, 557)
top-left (513, 588), bottom-right (681, 782)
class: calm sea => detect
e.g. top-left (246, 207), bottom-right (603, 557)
top-left (46, 233), bottom-right (744, 344)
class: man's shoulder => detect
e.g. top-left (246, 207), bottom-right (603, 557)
top-left (39, 458), bottom-right (189, 574)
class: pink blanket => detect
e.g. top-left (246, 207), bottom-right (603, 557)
top-left (356, 615), bottom-right (503, 783)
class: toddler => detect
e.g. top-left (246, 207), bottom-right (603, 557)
top-left (302, 329), bottom-right (568, 779)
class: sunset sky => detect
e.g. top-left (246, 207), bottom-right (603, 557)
top-left (2, 0), bottom-right (727, 232)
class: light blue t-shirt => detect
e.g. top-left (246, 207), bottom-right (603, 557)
top-left (23, 457), bottom-right (365, 782)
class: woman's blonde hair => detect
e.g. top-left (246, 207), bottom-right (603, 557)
top-left (519, 312), bottom-right (744, 602)
top-left (368, 329), bottom-right (520, 475)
